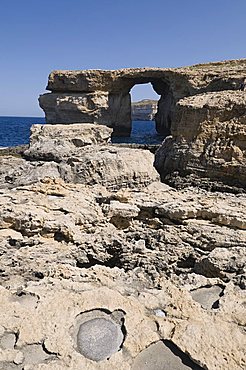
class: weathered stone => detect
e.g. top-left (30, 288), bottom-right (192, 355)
top-left (195, 247), bottom-right (246, 280)
top-left (132, 341), bottom-right (202, 370)
top-left (21, 344), bottom-right (53, 365)
top-left (0, 172), bottom-right (245, 368)
top-left (58, 145), bottom-right (159, 189)
top-left (39, 60), bottom-right (246, 186)
top-left (20, 124), bottom-right (159, 189)
top-left (39, 92), bottom-right (131, 136)
top-left (106, 201), bottom-right (140, 218)
top-left (0, 156), bottom-right (60, 189)
top-left (190, 285), bottom-right (224, 309)
top-left (40, 59), bottom-right (246, 138)
top-left (0, 179), bottom-right (245, 288)
top-left (0, 332), bottom-right (16, 349)
top-left (1, 92), bottom-right (246, 370)
top-left (24, 123), bottom-right (113, 161)
top-left (45, 60), bottom-right (246, 94)
top-left (155, 91), bottom-right (246, 187)
top-left (0, 269), bottom-right (245, 369)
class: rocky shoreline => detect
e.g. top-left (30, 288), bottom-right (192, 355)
top-left (0, 60), bottom-right (246, 369)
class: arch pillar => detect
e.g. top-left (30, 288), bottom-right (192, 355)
top-left (109, 92), bottom-right (131, 136)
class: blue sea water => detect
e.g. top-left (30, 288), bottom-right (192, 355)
top-left (112, 120), bottom-right (164, 145)
top-left (0, 117), bottom-right (163, 147)
top-left (0, 116), bottom-right (45, 147)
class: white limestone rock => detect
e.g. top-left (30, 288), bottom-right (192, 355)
top-left (25, 123), bottom-right (113, 161)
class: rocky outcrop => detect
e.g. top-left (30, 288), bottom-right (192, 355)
top-left (0, 124), bottom-right (159, 190)
top-left (25, 123), bottom-right (112, 160)
top-left (45, 60), bottom-right (246, 94)
top-left (0, 121), bottom-right (245, 368)
top-left (131, 99), bottom-right (157, 121)
top-left (38, 59), bottom-right (246, 188)
top-left (1, 61), bottom-right (246, 369)
top-left (39, 59), bottom-right (246, 137)
top-left (0, 175), bottom-right (245, 369)
top-left (22, 124), bottom-right (159, 189)
top-left (39, 92), bottom-right (131, 136)
top-left (155, 90), bottom-right (246, 187)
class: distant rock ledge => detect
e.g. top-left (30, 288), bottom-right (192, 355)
top-left (131, 99), bottom-right (158, 121)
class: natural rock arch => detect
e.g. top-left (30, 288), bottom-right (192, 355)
top-left (39, 68), bottom-right (186, 137)
top-left (39, 61), bottom-right (246, 140)
top-left (127, 78), bottom-right (173, 138)
top-left (39, 60), bottom-right (246, 187)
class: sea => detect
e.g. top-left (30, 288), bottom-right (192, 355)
top-left (0, 116), bottom-right (164, 147)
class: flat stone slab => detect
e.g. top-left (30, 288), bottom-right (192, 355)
top-left (132, 341), bottom-right (201, 370)
top-left (191, 285), bottom-right (223, 309)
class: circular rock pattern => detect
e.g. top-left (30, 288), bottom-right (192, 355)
top-left (77, 317), bottom-right (124, 362)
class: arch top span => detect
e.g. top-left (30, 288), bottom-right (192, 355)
top-left (46, 68), bottom-right (173, 94)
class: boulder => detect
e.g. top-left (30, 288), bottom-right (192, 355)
top-left (23, 124), bottom-right (159, 189)
top-left (24, 123), bottom-right (113, 161)
top-left (60, 145), bottom-right (159, 189)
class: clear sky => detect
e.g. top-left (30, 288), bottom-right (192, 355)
top-left (0, 0), bottom-right (245, 116)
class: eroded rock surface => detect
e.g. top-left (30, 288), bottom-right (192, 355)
top-left (0, 266), bottom-right (245, 369)
top-left (155, 90), bottom-right (246, 187)
top-left (0, 112), bottom-right (245, 368)
top-left (39, 59), bottom-right (246, 187)
top-left (39, 59), bottom-right (246, 136)
top-left (1, 124), bottom-right (159, 190)
top-left (0, 174), bottom-right (245, 369)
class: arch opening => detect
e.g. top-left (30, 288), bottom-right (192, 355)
top-left (130, 83), bottom-right (160, 144)
top-left (111, 78), bottom-right (173, 145)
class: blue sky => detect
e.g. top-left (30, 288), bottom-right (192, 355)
top-left (0, 0), bottom-right (245, 116)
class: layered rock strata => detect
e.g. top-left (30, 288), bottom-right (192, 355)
top-left (0, 179), bottom-right (245, 369)
top-left (22, 124), bottom-right (159, 189)
top-left (0, 124), bottom-right (245, 369)
top-left (39, 59), bottom-right (246, 137)
top-left (155, 90), bottom-right (246, 187)
top-left (39, 59), bottom-right (246, 187)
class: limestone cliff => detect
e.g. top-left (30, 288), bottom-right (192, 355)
top-left (131, 99), bottom-right (158, 121)
top-left (155, 90), bottom-right (246, 187)
top-left (39, 59), bottom-right (246, 188)
top-left (39, 59), bottom-right (246, 136)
